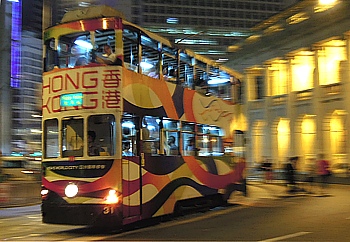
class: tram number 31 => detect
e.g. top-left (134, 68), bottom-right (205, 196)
top-left (103, 206), bottom-right (115, 214)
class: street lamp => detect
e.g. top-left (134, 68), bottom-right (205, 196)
top-left (319, 0), bottom-right (337, 5)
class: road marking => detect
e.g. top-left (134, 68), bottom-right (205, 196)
top-left (259, 232), bottom-right (312, 242)
top-left (65, 236), bottom-right (120, 241)
top-left (26, 215), bottom-right (41, 219)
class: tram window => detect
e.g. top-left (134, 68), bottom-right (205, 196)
top-left (197, 124), bottom-right (205, 135)
top-left (142, 45), bottom-right (159, 78)
top-left (197, 133), bottom-right (210, 156)
top-left (162, 46), bottom-right (178, 83)
top-left (211, 136), bottom-right (224, 156)
top-left (57, 31), bottom-right (93, 68)
top-left (181, 63), bottom-right (194, 89)
top-left (182, 122), bottom-right (194, 132)
top-left (44, 39), bottom-right (58, 72)
top-left (123, 27), bottom-right (139, 71)
top-left (141, 116), bottom-right (160, 155)
top-left (163, 119), bottom-right (179, 156)
top-left (141, 34), bottom-right (157, 50)
top-left (183, 135), bottom-right (196, 156)
top-left (62, 118), bottom-right (84, 157)
top-left (197, 124), bottom-right (224, 156)
top-left (94, 29), bottom-right (120, 65)
top-left (181, 122), bottom-right (196, 156)
top-left (163, 119), bottom-right (179, 130)
top-left (122, 118), bottom-right (136, 156)
top-left (44, 119), bottom-right (59, 158)
top-left (209, 126), bottom-right (221, 135)
top-left (88, 114), bottom-right (115, 156)
top-left (179, 52), bottom-right (196, 90)
top-left (164, 131), bottom-right (179, 156)
top-left (179, 51), bottom-right (194, 89)
top-left (141, 33), bottom-right (159, 78)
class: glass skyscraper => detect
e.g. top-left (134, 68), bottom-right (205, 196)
top-left (0, 0), bottom-right (42, 155)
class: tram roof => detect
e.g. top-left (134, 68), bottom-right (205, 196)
top-left (61, 5), bottom-right (125, 23)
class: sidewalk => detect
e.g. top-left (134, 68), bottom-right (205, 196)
top-left (0, 204), bottom-right (40, 218)
top-left (228, 180), bottom-right (286, 206)
top-left (228, 177), bottom-right (340, 207)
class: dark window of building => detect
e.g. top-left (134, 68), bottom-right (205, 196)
top-left (256, 76), bottom-right (264, 100)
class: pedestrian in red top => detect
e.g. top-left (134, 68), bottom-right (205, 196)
top-left (317, 154), bottom-right (331, 194)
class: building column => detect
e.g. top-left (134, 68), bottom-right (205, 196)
top-left (313, 46), bottom-right (324, 155)
top-left (343, 34), bottom-right (350, 160)
top-left (0, 1), bottom-right (13, 155)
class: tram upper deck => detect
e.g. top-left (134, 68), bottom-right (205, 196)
top-left (43, 5), bottom-right (242, 103)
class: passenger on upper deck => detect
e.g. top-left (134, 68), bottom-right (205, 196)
top-left (75, 56), bottom-right (88, 67)
top-left (167, 68), bottom-right (177, 82)
top-left (148, 63), bottom-right (160, 78)
top-left (96, 44), bottom-right (120, 65)
top-left (162, 65), bottom-right (169, 81)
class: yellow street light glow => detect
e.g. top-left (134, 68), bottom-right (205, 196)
top-left (319, 0), bottom-right (336, 5)
top-left (315, 0), bottom-right (337, 12)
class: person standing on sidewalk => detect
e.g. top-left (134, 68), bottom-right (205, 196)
top-left (285, 156), bottom-right (298, 193)
top-left (317, 153), bottom-right (331, 194)
top-left (262, 158), bottom-right (273, 183)
top-left (303, 158), bottom-right (316, 193)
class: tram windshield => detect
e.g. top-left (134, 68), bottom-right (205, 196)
top-left (43, 114), bottom-right (116, 159)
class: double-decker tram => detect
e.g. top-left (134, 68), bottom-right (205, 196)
top-left (41, 5), bottom-right (246, 228)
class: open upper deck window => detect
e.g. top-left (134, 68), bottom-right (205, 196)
top-left (57, 31), bottom-right (93, 68)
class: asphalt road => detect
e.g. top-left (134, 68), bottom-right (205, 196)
top-left (0, 184), bottom-right (349, 241)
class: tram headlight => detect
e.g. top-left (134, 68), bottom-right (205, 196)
top-left (105, 189), bottom-right (119, 204)
top-left (41, 186), bottom-right (49, 200)
top-left (65, 183), bottom-right (79, 198)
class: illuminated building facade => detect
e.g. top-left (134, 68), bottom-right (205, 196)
top-left (226, 0), bottom-right (350, 171)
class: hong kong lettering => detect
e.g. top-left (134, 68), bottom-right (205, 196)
top-left (42, 67), bottom-right (122, 114)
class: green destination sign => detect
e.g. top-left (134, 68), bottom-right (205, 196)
top-left (60, 93), bottom-right (83, 107)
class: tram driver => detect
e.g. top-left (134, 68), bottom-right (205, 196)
top-left (88, 130), bottom-right (102, 156)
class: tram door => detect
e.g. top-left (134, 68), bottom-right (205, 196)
top-left (122, 156), bottom-right (141, 219)
top-left (121, 118), bottom-right (141, 219)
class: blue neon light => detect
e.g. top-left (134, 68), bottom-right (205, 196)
top-left (11, 0), bottom-right (22, 88)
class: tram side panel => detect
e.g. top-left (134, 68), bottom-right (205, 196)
top-left (121, 152), bottom-right (246, 225)
top-left (121, 69), bottom-right (246, 222)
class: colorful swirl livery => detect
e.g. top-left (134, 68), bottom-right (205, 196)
top-left (41, 5), bottom-right (246, 229)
